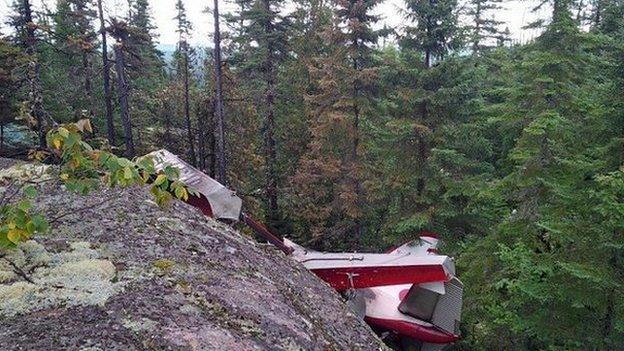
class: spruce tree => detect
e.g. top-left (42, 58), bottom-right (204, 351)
top-left (459, 1), bottom-right (624, 347)
top-left (122, 0), bottom-right (164, 153)
top-left (9, 0), bottom-right (47, 147)
top-left (53, 0), bottom-right (98, 119)
top-left (466, 0), bottom-right (505, 54)
top-left (97, 0), bottom-right (115, 145)
top-left (227, 0), bottom-right (291, 231)
top-left (292, 0), bottom-right (380, 249)
top-left (212, 0), bottom-right (227, 184)
top-left (337, 0), bottom-right (380, 246)
top-left (402, 0), bottom-right (461, 67)
top-left (378, 0), bottom-right (462, 240)
top-left (125, 0), bottom-right (163, 81)
top-left (108, 19), bottom-right (135, 157)
top-left (173, 0), bottom-right (196, 166)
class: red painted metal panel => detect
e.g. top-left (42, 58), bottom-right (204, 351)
top-left (186, 194), bottom-right (214, 217)
top-left (310, 264), bottom-right (448, 292)
top-left (364, 316), bottom-right (459, 344)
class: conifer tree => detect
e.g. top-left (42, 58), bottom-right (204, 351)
top-left (466, 0), bottom-right (505, 54)
top-left (292, 0), bottom-right (380, 248)
top-left (122, 0), bottom-right (164, 153)
top-left (227, 0), bottom-right (290, 231)
top-left (97, 0), bottom-right (115, 145)
top-left (458, 1), bottom-right (624, 347)
top-left (402, 0), bottom-right (460, 67)
top-left (381, 0), bottom-right (462, 238)
top-left (53, 0), bottom-right (98, 119)
top-left (174, 0), bottom-right (196, 166)
top-left (223, 0), bottom-right (254, 67)
top-left (125, 0), bottom-right (163, 80)
top-left (9, 0), bottom-right (47, 147)
top-left (260, 0), bottom-right (287, 232)
top-left (212, 0), bottom-right (227, 184)
top-left (109, 19), bottom-right (135, 157)
top-left (337, 0), bottom-right (380, 246)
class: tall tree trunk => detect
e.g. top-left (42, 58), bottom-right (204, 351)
top-left (97, 0), bottom-right (115, 146)
top-left (417, 10), bottom-right (433, 198)
top-left (213, 0), bottom-right (227, 184)
top-left (183, 44), bottom-right (196, 166)
top-left (261, 0), bottom-right (280, 231)
top-left (601, 289), bottom-right (615, 349)
top-left (593, 0), bottom-right (603, 27)
top-left (209, 99), bottom-right (217, 177)
top-left (552, 0), bottom-right (572, 25)
top-left (601, 249), bottom-right (620, 349)
top-left (22, 0), bottom-right (46, 148)
top-left (425, 6), bottom-right (433, 69)
top-left (113, 43), bottom-right (135, 157)
top-left (575, 0), bottom-right (584, 23)
top-left (351, 46), bottom-right (363, 247)
top-left (82, 52), bottom-right (94, 119)
top-left (164, 99), bottom-right (171, 146)
top-left (199, 98), bottom-right (216, 176)
top-left (76, 1), bottom-right (94, 121)
top-left (196, 102), bottom-right (205, 171)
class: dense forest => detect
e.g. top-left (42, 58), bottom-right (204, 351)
top-left (0, 0), bottom-right (623, 349)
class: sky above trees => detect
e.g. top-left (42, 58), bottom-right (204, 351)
top-left (0, 0), bottom-right (546, 45)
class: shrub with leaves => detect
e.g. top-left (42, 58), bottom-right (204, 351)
top-left (47, 119), bottom-right (195, 204)
top-left (0, 185), bottom-right (49, 248)
top-left (0, 119), bottom-right (195, 249)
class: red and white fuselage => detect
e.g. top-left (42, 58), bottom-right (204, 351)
top-left (285, 236), bottom-right (463, 350)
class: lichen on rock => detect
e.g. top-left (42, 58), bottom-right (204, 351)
top-left (0, 240), bottom-right (122, 317)
top-left (122, 317), bottom-right (159, 333)
top-left (0, 162), bottom-right (54, 183)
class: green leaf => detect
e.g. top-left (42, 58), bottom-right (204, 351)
top-left (26, 221), bottom-right (36, 235)
top-left (17, 200), bottom-right (31, 212)
top-left (31, 214), bottom-right (49, 233)
top-left (174, 186), bottom-right (188, 201)
top-left (163, 166), bottom-right (180, 180)
top-left (23, 185), bottom-right (37, 198)
top-left (154, 174), bottom-right (167, 186)
top-left (123, 167), bottom-right (134, 180)
top-left (7, 229), bottom-right (20, 244)
top-left (58, 127), bottom-right (70, 138)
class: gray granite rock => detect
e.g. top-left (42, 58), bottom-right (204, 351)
top-left (0, 160), bottom-right (386, 351)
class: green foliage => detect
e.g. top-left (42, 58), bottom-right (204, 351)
top-left (0, 36), bottom-right (28, 128)
top-left (0, 119), bottom-right (195, 249)
top-left (453, 8), bottom-right (624, 348)
top-left (0, 185), bottom-right (48, 248)
top-left (47, 120), bottom-right (194, 204)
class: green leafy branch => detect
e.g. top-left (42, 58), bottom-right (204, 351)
top-left (0, 185), bottom-right (48, 248)
top-left (0, 119), bottom-right (196, 249)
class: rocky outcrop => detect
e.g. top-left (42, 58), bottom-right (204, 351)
top-left (0, 160), bottom-right (386, 350)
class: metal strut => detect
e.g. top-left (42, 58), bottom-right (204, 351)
top-left (241, 212), bottom-right (294, 255)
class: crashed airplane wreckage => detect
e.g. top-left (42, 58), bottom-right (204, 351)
top-left (148, 149), bottom-right (463, 351)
